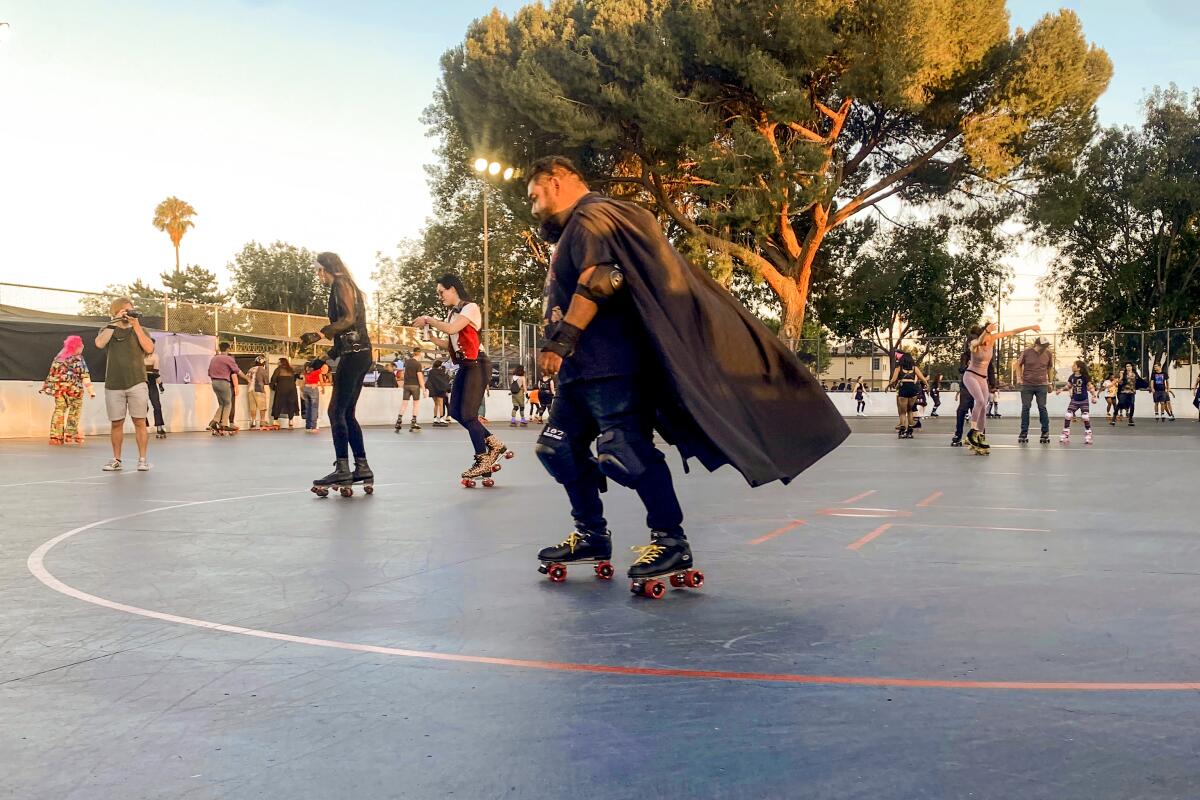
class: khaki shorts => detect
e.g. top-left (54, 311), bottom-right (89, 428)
top-left (248, 390), bottom-right (267, 414)
top-left (106, 382), bottom-right (150, 421)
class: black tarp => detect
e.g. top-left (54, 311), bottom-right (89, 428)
top-left (0, 303), bottom-right (171, 382)
top-left (0, 319), bottom-right (111, 382)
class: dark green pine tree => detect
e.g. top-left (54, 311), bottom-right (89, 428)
top-left (437, 0), bottom-right (1111, 338)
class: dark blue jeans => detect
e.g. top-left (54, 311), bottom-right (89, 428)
top-left (540, 375), bottom-right (683, 536)
top-left (329, 351), bottom-right (370, 459)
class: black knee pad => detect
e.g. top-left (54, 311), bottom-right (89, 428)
top-left (596, 428), bottom-right (661, 488)
top-left (535, 425), bottom-right (578, 484)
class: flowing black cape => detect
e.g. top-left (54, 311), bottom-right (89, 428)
top-left (568, 194), bottom-right (849, 487)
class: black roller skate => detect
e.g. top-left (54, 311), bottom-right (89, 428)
top-left (409, 417), bottom-right (421, 432)
top-left (537, 528), bottom-right (614, 582)
top-left (628, 532), bottom-right (703, 599)
top-left (1039, 432), bottom-right (1051, 444)
top-left (350, 457), bottom-right (374, 495)
top-left (208, 421), bottom-right (224, 436)
top-left (903, 426), bottom-right (914, 439)
top-left (393, 417), bottom-right (403, 434)
top-left (155, 426), bottom-right (167, 439)
top-left (950, 435), bottom-right (963, 447)
top-left (312, 458), bottom-right (353, 498)
top-left (1017, 432), bottom-right (1029, 445)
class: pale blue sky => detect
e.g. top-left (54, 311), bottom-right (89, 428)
top-left (0, 0), bottom-right (1197, 302)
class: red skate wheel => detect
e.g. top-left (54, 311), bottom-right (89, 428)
top-left (644, 580), bottom-right (666, 599)
top-left (670, 573), bottom-right (686, 588)
top-left (482, 478), bottom-right (495, 488)
top-left (364, 485), bottom-right (374, 495)
top-left (462, 479), bottom-right (475, 489)
top-left (594, 562), bottom-right (614, 580)
top-left (685, 570), bottom-right (705, 589)
top-left (548, 564), bottom-right (567, 582)
top-left (504, 451), bottom-right (514, 460)
top-left (339, 487), bottom-right (353, 497)
top-left (491, 464), bottom-right (501, 473)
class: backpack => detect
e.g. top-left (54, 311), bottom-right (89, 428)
top-left (510, 378), bottom-right (521, 394)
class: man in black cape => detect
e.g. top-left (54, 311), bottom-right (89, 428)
top-left (530, 156), bottom-right (848, 586)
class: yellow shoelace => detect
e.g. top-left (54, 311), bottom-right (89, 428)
top-left (556, 530), bottom-right (586, 554)
top-left (630, 543), bottom-right (665, 566)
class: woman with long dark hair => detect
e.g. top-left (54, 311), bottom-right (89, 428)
top-left (269, 357), bottom-right (300, 428)
top-left (961, 320), bottom-right (1039, 454)
top-left (1114, 362), bottom-right (1139, 426)
top-left (301, 252), bottom-right (374, 495)
top-left (413, 274), bottom-right (509, 487)
top-left (886, 353), bottom-right (927, 439)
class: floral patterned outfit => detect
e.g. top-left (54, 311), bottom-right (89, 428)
top-left (41, 355), bottom-right (93, 441)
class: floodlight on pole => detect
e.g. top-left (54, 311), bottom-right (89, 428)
top-left (0, 22), bottom-right (11, 44)
top-left (470, 156), bottom-right (516, 336)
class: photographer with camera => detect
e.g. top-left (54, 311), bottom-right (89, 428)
top-left (95, 297), bottom-right (156, 471)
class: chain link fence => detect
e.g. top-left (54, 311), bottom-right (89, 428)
top-left (4, 282), bottom-right (1197, 392)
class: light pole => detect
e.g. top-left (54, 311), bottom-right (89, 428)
top-left (472, 157), bottom-right (515, 340)
top-left (0, 22), bottom-right (11, 44)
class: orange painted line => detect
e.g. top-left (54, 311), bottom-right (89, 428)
top-left (892, 523), bottom-right (1049, 533)
top-left (30, 496), bottom-right (1200, 693)
top-left (847, 523), bottom-right (893, 551)
top-left (915, 490), bottom-right (943, 508)
top-left (749, 520), bottom-right (806, 546)
top-left (837, 489), bottom-right (877, 505)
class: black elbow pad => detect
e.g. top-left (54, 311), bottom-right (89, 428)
top-left (574, 264), bottom-right (624, 305)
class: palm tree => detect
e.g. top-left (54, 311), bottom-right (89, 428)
top-left (152, 197), bottom-right (197, 278)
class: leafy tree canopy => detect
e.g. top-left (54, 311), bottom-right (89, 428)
top-left (228, 241), bottom-right (329, 315)
top-left (160, 264), bottom-right (229, 305)
top-left (439, 0), bottom-right (1110, 337)
top-left (1033, 86), bottom-right (1200, 335)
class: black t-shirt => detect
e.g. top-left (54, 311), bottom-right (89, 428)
top-left (1068, 374), bottom-right (1089, 402)
top-left (376, 370), bottom-right (398, 388)
top-left (402, 358), bottom-right (421, 386)
top-left (544, 199), bottom-right (644, 385)
top-left (1152, 373), bottom-right (1167, 392)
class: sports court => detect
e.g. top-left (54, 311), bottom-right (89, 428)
top-left (2, 418), bottom-right (1198, 799)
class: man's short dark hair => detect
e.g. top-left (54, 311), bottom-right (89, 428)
top-left (219, 342), bottom-right (231, 352)
top-left (528, 155), bottom-right (585, 182)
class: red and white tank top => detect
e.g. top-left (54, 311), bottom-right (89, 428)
top-left (447, 302), bottom-right (482, 360)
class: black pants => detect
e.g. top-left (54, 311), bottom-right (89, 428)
top-left (954, 391), bottom-right (975, 438)
top-left (329, 350), bottom-right (371, 459)
top-left (537, 375), bottom-right (683, 536)
top-left (146, 375), bottom-right (164, 428)
top-left (1117, 393), bottom-right (1135, 421)
top-left (449, 359), bottom-right (492, 453)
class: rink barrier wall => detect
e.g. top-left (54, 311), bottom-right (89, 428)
top-left (0, 381), bottom-right (1150, 439)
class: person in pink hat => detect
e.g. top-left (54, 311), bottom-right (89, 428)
top-left (40, 334), bottom-right (95, 445)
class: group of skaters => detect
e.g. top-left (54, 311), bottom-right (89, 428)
top-left (872, 329), bottom-right (1200, 454)
top-left (205, 349), bottom-right (333, 435)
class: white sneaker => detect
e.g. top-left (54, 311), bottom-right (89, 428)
top-left (101, 458), bottom-right (122, 471)
top-left (137, 458), bottom-right (151, 471)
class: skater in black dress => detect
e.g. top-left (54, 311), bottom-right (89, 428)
top-left (853, 377), bottom-right (867, 416)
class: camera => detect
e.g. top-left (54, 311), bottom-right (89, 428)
top-left (123, 309), bottom-right (143, 319)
